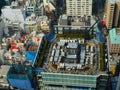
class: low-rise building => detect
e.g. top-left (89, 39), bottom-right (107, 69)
top-left (37, 16), bottom-right (50, 33)
top-left (1, 2), bottom-right (26, 24)
top-left (26, 5), bottom-right (35, 16)
top-left (0, 65), bottom-right (10, 89)
top-left (108, 28), bottom-right (120, 53)
top-left (25, 15), bottom-right (37, 33)
top-left (54, 15), bottom-right (96, 34)
top-left (35, 2), bottom-right (44, 16)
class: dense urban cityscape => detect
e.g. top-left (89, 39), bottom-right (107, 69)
top-left (0, 0), bottom-right (119, 90)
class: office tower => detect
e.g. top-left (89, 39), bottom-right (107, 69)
top-left (66, 0), bottom-right (92, 17)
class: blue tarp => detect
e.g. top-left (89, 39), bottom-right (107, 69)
top-left (25, 52), bottom-right (37, 62)
top-left (96, 27), bottom-right (105, 42)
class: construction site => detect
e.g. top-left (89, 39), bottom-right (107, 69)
top-left (45, 36), bottom-right (101, 74)
top-left (36, 14), bottom-right (109, 90)
top-left (38, 35), bottom-right (108, 90)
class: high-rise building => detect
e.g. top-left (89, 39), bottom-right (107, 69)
top-left (66, 0), bottom-right (92, 17)
top-left (103, 0), bottom-right (120, 29)
top-left (113, 2), bottom-right (120, 27)
top-left (103, 0), bottom-right (115, 29)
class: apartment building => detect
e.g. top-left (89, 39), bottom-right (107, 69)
top-left (103, 0), bottom-right (120, 29)
top-left (66, 0), bottom-right (92, 17)
top-left (103, 0), bottom-right (115, 29)
top-left (108, 28), bottom-right (120, 53)
top-left (113, 2), bottom-right (120, 27)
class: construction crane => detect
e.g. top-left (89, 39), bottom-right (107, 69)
top-left (88, 17), bottom-right (101, 34)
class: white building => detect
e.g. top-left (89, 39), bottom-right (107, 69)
top-left (66, 0), bottom-right (92, 17)
top-left (43, 0), bottom-right (56, 11)
top-left (1, 6), bottom-right (26, 24)
top-left (0, 65), bottom-right (10, 88)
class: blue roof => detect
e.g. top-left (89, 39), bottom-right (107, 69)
top-left (25, 52), bottom-right (37, 62)
top-left (109, 28), bottom-right (120, 44)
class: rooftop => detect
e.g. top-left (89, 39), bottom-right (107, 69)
top-left (58, 15), bottom-right (96, 27)
top-left (109, 28), bottom-right (120, 44)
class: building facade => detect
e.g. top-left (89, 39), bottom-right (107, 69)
top-left (103, 0), bottom-right (115, 29)
top-left (103, 0), bottom-right (120, 29)
top-left (66, 0), bottom-right (92, 17)
top-left (38, 72), bottom-right (97, 90)
top-left (37, 72), bottom-right (109, 90)
top-left (113, 2), bottom-right (120, 27)
top-left (26, 5), bottom-right (35, 16)
top-left (108, 28), bottom-right (120, 53)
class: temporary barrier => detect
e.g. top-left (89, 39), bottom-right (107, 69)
top-left (7, 65), bottom-right (34, 90)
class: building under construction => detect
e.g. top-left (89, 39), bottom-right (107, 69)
top-left (37, 15), bottom-right (108, 90)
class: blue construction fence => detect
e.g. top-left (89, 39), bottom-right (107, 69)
top-left (7, 65), bottom-right (34, 90)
